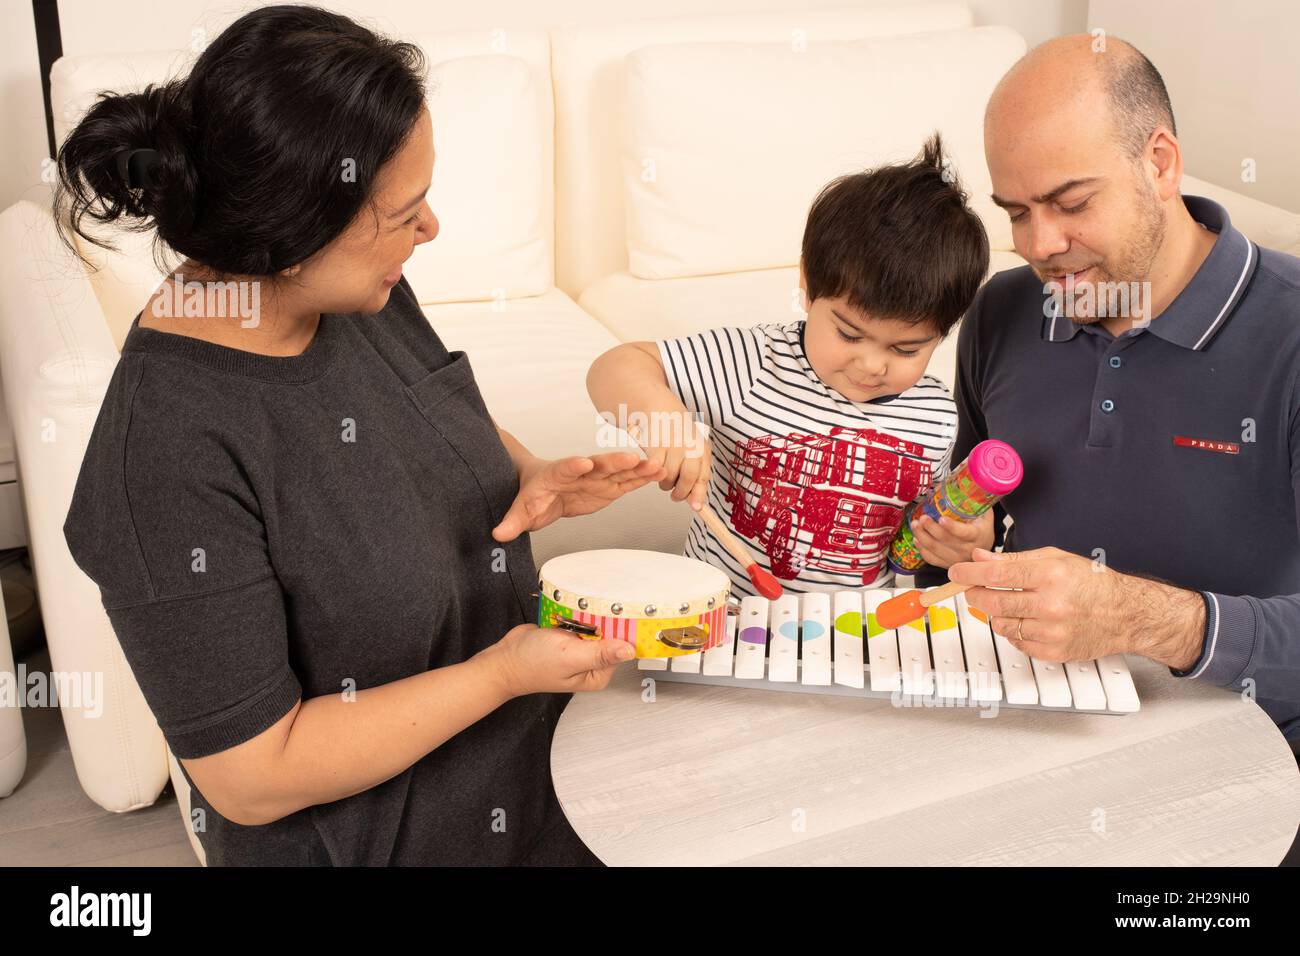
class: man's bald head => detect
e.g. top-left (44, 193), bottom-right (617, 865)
top-left (987, 34), bottom-right (1176, 161)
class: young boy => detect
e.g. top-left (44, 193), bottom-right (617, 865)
top-left (587, 133), bottom-right (991, 596)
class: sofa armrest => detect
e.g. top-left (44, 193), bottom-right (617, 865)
top-left (0, 200), bottom-right (169, 813)
top-left (1182, 173), bottom-right (1300, 256)
top-left (0, 605), bottom-right (25, 798)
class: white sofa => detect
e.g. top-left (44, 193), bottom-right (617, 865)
top-left (2, 1), bottom-right (1297, 864)
top-left (0, 611), bottom-right (23, 800)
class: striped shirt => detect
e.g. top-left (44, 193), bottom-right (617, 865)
top-left (657, 320), bottom-right (956, 596)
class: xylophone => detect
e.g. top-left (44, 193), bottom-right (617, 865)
top-left (638, 588), bottom-right (1140, 714)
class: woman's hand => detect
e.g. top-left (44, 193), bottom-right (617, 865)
top-left (491, 452), bottom-right (666, 542)
top-left (910, 508), bottom-right (995, 569)
top-left (474, 623), bottom-right (636, 696)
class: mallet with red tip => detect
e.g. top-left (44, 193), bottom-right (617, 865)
top-left (875, 580), bottom-right (971, 630)
top-left (697, 501), bottom-right (784, 599)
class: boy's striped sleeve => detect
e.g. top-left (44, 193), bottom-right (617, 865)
top-left (656, 325), bottom-right (768, 429)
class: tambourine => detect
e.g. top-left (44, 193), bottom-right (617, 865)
top-left (537, 549), bottom-right (731, 658)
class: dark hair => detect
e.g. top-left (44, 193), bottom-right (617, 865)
top-left (1102, 42), bottom-right (1177, 160)
top-left (53, 4), bottom-right (428, 281)
top-left (800, 132), bottom-right (989, 337)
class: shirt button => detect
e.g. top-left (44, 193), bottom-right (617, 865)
top-left (1100, 399), bottom-right (1115, 413)
top-left (1109, 356), bottom-right (1123, 368)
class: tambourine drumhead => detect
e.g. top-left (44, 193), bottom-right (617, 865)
top-left (539, 549), bottom-right (728, 606)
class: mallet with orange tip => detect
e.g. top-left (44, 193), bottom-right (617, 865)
top-left (697, 501), bottom-right (784, 599)
top-left (875, 580), bottom-right (970, 630)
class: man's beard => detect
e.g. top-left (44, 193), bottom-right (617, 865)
top-left (1040, 179), bottom-right (1167, 324)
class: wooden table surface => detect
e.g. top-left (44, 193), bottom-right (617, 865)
top-left (551, 655), bottom-right (1300, 865)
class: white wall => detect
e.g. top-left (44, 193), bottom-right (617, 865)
top-left (5, 1), bottom-right (1292, 219)
top-left (1089, 0), bottom-right (1300, 214)
top-left (968, 0), bottom-right (1086, 46)
top-left (1, 0), bottom-right (1087, 216)
top-left (0, 0), bottom-right (57, 217)
top-left (51, 0), bottom-right (1087, 52)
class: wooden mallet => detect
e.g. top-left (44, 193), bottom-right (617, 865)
top-left (697, 501), bottom-right (784, 599)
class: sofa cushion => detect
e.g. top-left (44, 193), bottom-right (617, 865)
top-left (414, 54), bottom-right (550, 302)
top-left (620, 26), bottom-right (1026, 280)
top-left (550, 1), bottom-right (975, 299)
top-left (49, 30), bottom-right (553, 332)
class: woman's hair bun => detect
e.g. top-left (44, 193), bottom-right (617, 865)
top-left (54, 79), bottom-right (198, 268)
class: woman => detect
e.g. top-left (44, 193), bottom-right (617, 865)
top-left (54, 4), bottom-right (662, 865)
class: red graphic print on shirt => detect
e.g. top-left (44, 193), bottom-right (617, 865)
top-left (725, 427), bottom-right (932, 584)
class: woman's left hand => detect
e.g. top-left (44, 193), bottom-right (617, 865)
top-left (491, 452), bottom-right (667, 541)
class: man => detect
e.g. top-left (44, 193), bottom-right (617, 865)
top-left (911, 34), bottom-right (1300, 858)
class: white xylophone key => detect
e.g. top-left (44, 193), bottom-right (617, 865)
top-left (986, 616), bottom-right (1039, 706)
top-left (799, 592), bottom-right (832, 685)
top-left (768, 594), bottom-right (801, 682)
top-left (670, 647), bottom-right (702, 673)
top-left (894, 595), bottom-right (935, 697)
top-left (1095, 654), bottom-right (1141, 713)
top-left (734, 596), bottom-right (770, 679)
top-left (954, 593), bottom-right (1003, 703)
top-left (638, 655), bottom-right (668, 671)
top-left (833, 590), bottom-right (865, 688)
top-left (925, 596), bottom-right (968, 701)
top-left (862, 589), bottom-right (901, 693)
top-left (1062, 659), bottom-right (1108, 711)
top-left (702, 610), bottom-right (738, 676)
top-left (1029, 657), bottom-right (1073, 708)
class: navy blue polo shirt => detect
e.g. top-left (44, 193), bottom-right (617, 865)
top-left (944, 196), bottom-right (1300, 740)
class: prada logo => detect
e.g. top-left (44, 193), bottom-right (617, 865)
top-left (1173, 435), bottom-right (1240, 455)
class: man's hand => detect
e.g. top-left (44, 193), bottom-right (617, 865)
top-left (911, 508), bottom-right (995, 569)
top-left (947, 546), bottom-right (1206, 667)
top-left (491, 452), bottom-right (666, 542)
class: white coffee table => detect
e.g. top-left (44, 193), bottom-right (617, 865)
top-left (552, 655), bottom-right (1300, 865)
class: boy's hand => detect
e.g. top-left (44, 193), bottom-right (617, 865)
top-left (910, 508), bottom-right (995, 569)
top-left (631, 421), bottom-right (712, 511)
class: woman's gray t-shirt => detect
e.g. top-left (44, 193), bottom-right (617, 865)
top-left (62, 276), bottom-right (596, 865)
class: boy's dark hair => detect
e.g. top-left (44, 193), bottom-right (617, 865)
top-left (801, 132), bottom-right (989, 337)
top-left (53, 4), bottom-right (428, 282)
